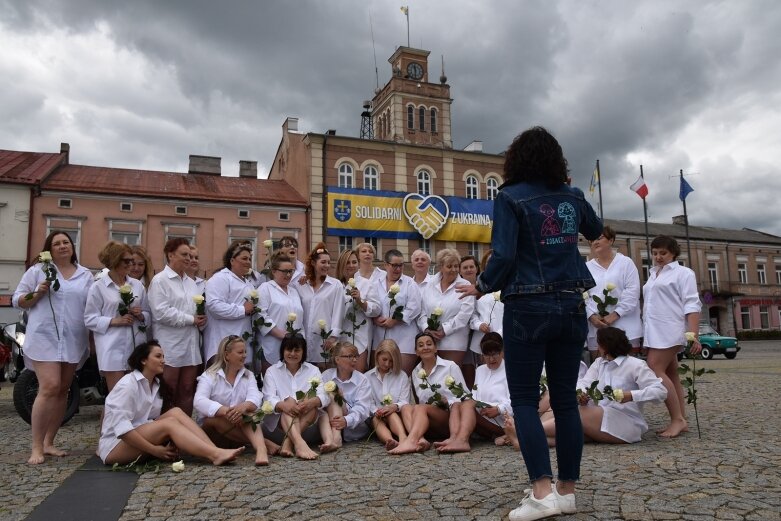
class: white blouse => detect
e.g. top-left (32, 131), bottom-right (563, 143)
top-left (417, 273), bottom-right (476, 352)
top-left (84, 275), bottom-right (151, 371)
top-left (365, 367), bottom-right (412, 414)
top-left (262, 361), bottom-right (330, 431)
top-left (411, 356), bottom-right (467, 406)
top-left (204, 268), bottom-right (254, 364)
top-left (372, 274), bottom-right (422, 354)
top-left (585, 252), bottom-right (643, 345)
top-left (147, 265), bottom-right (202, 367)
top-left (578, 356), bottom-right (667, 443)
top-left (469, 292), bottom-right (504, 354)
top-left (642, 261), bottom-right (701, 349)
top-left (473, 360), bottom-right (512, 417)
top-left (12, 262), bottom-right (93, 368)
top-left (257, 280), bottom-right (304, 364)
top-left (98, 370), bottom-right (162, 462)
top-left (321, 368), bottom-right (373, 441)
top-left (293, 276), bottom-right (344, 363)
top-left (340, 277), bottom-right (380, 354)
top-left (193, 367), bottom-right (262, 424)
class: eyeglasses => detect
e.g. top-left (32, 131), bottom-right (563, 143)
top-left (121, 258), bottom-right (134, 264)
top-left (279, 241), bottom-right (297, 248)
top-left (275, 269), bottom-right (295, 275)
top-left (482, 352), bottom-right (502, 359)
top-left (337, 355), bottom-right (359, 361)
top-left (387, 263), bottom-right (404, 269)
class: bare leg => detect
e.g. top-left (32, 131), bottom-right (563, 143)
top-left (647, 348), bottom-right (688, 437)
top-left (42, 363), bottom-right (78, 457)
top-left (29, 362), bottom-right (76, 464)
top-left (321, 401), bottom-right (343, 452)
top-left (355, 350), bottom-right (368, 373)
top-left (400, 354), bottom-right (418, 375)
top-left (389, 405), bottom-right (448, 454)
top-left (202, 416), bottom-right (270, 465)
top-left (437, 401), bottom-right (474, 453)
top-left (580, 406), bottom-right (626, 444)
top-left (461, 361), bottom-right (476, 390)
top-left (279, 409), bottom-right (318, 460)
top-left (176, 365), bottom-right (199, 417)
top-left (103, 371), bottom-right (126, 393)
top-left (502, 414), bottom-right (520, 450)
top-left (162, 408), bottom-right (214, 445)
top-left (372, 416), bottom-right (395, 446)
top-left (386, 412), bottom-right (408, 445)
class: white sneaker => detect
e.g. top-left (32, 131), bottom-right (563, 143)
top-left (508, 490), bottom-right (561, 521)
top-left (552, 485), bottom-right (576, 514)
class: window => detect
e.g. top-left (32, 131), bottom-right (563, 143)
top-left (175, 205), bottom-right (187, 215)
top-left (364, 237), bottom-right (379, 252)
top-left (465, 175), bottom-right (479, 199)
top-left (58, 198), bottom-right (72, 209)
top-left (407, 106), bottom-right (414, 130)
top-left (108, 219), bottom-right (143, 246)
top-left (707, 262), bottom-right (718, 292)
top-left (238, 209), bottom-right (249, 219)
top-left (120, 202), bottom-right (133, 212)
top-left (740, 306), bottom-right (751, 329)
top-left (338, 164), bottom-right (354, 188)
top-left (430, 108), bottom-right (437, 133)
top-left (641, 257), bottom-right (651, 282)
top-left (110, 232), bottom-right (140, 245)
top-left (278, 212), bottom-right (289, 221)
top-left (228, 236), bottom-right (257, 270)
top-left (419, 106), bottom-right (426, 131)
top-left (467, 242), bottom-right (480, 258)
top-left (738, 263), bottom-right (748, 284)
top-left (776, 265), bottom-right (781, 285)
top-left (46, 217), bottom-right (83, 258)
top-left (757, 263), bottom-right (767, 284)
top-left (163, 223), bottom-right (198, 245)
top-left (760, 305), bottom-right (770, 329)
top-left (363, 166), bottom-right (379, 190)
top-left (339, 236), bottom-right (353, 252)
top-left (417, 170), bottom-right (431, 196)
top-left (486, 178), bottom-right (499, 201)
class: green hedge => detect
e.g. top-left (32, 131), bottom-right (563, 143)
top-left (736, 329), bottom-right (781, 340)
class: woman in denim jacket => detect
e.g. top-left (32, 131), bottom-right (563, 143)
top-left (459, 127), bottom-right (602, 521)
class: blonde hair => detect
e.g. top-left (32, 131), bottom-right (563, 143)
top-left (333, 341), bottom-right (358, 358)
top-left (435, 248), bottom-right (461, 270)
top-left (374, 339), bottom-right (402, 376)
top-left (206, 335), bottom-right (246, 375)
top-left (356, 242), bottom-right (376, 257)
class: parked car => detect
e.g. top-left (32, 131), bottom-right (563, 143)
top-left (697, 323), bottom-right (740, 360)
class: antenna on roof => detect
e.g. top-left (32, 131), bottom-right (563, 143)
top-left (369, 9), bottom-right (379, 92)
top-left (440, 55), bottom-right (447, 84)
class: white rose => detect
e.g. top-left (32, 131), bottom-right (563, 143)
top-left (261, 401), bottom-right (274, 415)
top-left (582, 291), bottom-right (590, 301)
top-left (382, 394), bottom-right (393, 405)
top-left (171, 460), bottom-right (185, 473)
top-left (317, 319), bottom-right (327, 330)
top-left (39, 251), bottom-right (52, 262)
top-left (119, 284), bottom-right (133, 295)
top-left (685, 331), bottom-right (697, 342)
top-left (605, 282), bottom-right (616, 291)
top-left (287, 312), bottom-right (297, 322)
top-left (444, 375), bottom-right (455, 387)
top-left (432, 307), bottom-right (444, 316)
top-left (324, 380), bottom-right (337, 393)
top-left (417, 369), bottom-right (427, 379)
top-left (612, 389), bottom-right (625, 402)
top-left (308, 376), bottom-right (321, 386)
top-left (192, 295), bottom-right (204, 305)
top-left (347, 278), bottom-right (356, 288)
top-left (493, 291), bottom-right (501, 301)
top-left (263, 239), bottom-right (274, 248)
top-left (248, 289), bottom-right (258, 299)
top-left (389, 284), bottom-right (400, 295)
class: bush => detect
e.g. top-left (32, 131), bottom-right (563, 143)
top-left (736, 329), bottom-right (781, 340)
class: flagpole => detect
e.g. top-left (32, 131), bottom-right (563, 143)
top-left (404, 7), bottom-right (410, 46)
top-left (596, 159), bottom-right (604, 220)
top-left (681, 169), bottom-right (692, 262)
top-left (640, 165), bottom-right (650, 273)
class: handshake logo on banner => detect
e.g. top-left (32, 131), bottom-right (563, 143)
top-left (403, 194), bottom-right (450, 239)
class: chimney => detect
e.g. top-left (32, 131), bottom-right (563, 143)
top-left (464, 140), bottom-right (483, 152)
top-left (284, 117), bottom-right (299, 133)
top-left (672, 215), bottom-right (688, 226)
top-left (60, 142), bottom-right (70, 163)
top-left (239, 160), bottom-right (258, 178)
top-left (188, 155), bottom-right (221, 175)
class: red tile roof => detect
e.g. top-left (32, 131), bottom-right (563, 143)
top-left (0, 149), bottom-right (67, 185)
top-left (42, 164), bottom-right (309, 206)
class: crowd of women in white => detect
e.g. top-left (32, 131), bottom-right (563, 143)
top-left (13, 226), bottom-right (700, 465)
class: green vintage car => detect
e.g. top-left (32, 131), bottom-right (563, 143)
top-left (697, 323), bottom-right (740, 360)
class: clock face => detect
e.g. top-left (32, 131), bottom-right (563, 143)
top-left (407, 62), bottom-right (423, 80)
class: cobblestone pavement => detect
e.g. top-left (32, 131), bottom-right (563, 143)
top-left (2, 341), bottom-right (780, 520)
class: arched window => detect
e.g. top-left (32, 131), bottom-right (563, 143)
top-left (377, 115), bottom-right (384, 139)
top-left (419, 106), bottom-right (426, 131)
top-left (338, 163), bottom-right (354, 188)
top-left (466, 175), bottom-right (479, 199)
top-left (486, 177), bottom-right (499, 201)
top-left (363, 165), bottom-right (379, 190)
top-left (430, 108), bottom-right (437, 133)
top-left (407, 106), bottom-right (414, 130)
top-left (417, 170), bottom-right (431, 196)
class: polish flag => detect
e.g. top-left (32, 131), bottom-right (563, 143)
top-left (630, 176), bottom-right (648, 199)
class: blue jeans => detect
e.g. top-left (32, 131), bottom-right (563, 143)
top-left (503, 292), bottom-right (586, 483)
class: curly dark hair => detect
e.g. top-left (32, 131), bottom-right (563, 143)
top-left (279, 333), bottom-right (307, 365)
top-left (127, 340), bottom-right (173, 410)
top-left (596, 327), bottom-right (632, 358)
top-left (222, 240), bottom-right (253, 270)
top-left (503, 126), bottom-right (569, 189)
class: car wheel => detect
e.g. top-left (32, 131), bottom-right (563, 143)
top-left (700, 346), bottom-right (713, 360)
top-left (724, 352), bottom-right (737, 359)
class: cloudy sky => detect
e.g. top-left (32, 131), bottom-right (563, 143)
top-left (2, 0), bottom-right (780, 234)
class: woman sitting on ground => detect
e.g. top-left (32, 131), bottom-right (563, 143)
top-left (193, 335), bottom-right (279, 466)
top-left (321, 342), bottom-right (372, 448)
top-left (389, 332), bottom-right (466, 455)
top-left (98, 340), bottom-right (244, 466)
top-left (365, 339), bottom-right (411, 450)
top-left (262, 334), bottom-right (333, 460)
top-left (540, 327), bottom-right (667, 446)
top-left (435, 332), bottom-right (511, 453)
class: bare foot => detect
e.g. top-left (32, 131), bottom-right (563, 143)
top-left (384, 438), bottom-right (399, 451)
top-left (213, 446), bottom-right (245, 465)
top-left (319, 442), bottom-right (339, 454)
top-left (658, 419), bottom-right (688, 438)
top-left (43, 446), bottom-right (68, 457)
top-left (437, 440), bottom-right (471, 453)
top-left (433, 438), bottom-right (452, 449)
top-left (255, 451), bottom-right (269, 466)
top-left (279, 447), bottom-right (294, 458)
top-left (416, 438), bottom-right (431, 452)
top-left (265, 439), bottom-right (281, 456)
top-left (494, 435), bottom-right (508, 446)
top-left (295, 444), bottom-right (318, 460)
top-left (388, 439), bottom-right (419, 455)
top-left (28, 450), bottom-right (45, 465)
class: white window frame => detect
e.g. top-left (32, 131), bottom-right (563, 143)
top-left (363, 165), bottom-right (379, 190)
top-left (163, 222), bottom-right (198, 246)
top-left (45, 215), bottom-right (84, 259)
top-left (417, 170), bottom-right (431, 196)
top-left (707, 262), bottom-right (718, 292)
top-left (338, 163), bottom-right (354, 189)
top-left (757, 263), bottom-right (767, 285)
top-left (486, 177), bottom-right (499, 201)
top-left (738, 263), bottom-right (748, 284)
top-left (760, 305), bottom-right (770, 329)
top-left (339, 236), bottom-right (353, 252)
top-left (740, 306), bottom-right (751, 329)
top-left (465, 175), bottom-right (479, 199)
top-left (364, 237), bottom-right (380, 253)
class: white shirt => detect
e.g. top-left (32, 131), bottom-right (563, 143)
top-left (340, 277), bottom-right (380, 353)
top-left (84, 275), bottom-right (151, 371)
top-left (257, 280), bottom-right (304, 364)
top-left (578, 356), bottom-right (667, 443)
top-left (193, 367), bottom-right (262, 424)
top-left (585, 252), bottom-right (643, 345)
top-left (204, 268), bottom-right (255, 364)
top-left (321, 368), bottom-right (372, 440)
top-left (293, 276), bottom-right (344, 363)
top-left (147, 265), bottom-right (202, 367)
top-left (365, 367), bottom-right (412, 414)
top-left (642, 261), bottom-right (701, 348)
top-left (411, 356), bottom-right (467, 406)
top-left (262, 361), bottom-right (330, 431)
top-left (473, 360), bottom-right (512, 416)
top-left (372, 274), bottom-right (422, 354)
top-left (469, 292), bottom-right (504, 353)
top-left (413, 273), bottom-right (433, 289)
top-left (417, 273), bottom-right (476, 352)
top-left (12, 262), bottom-right (93, 368)
top-left (98, 370), bottom-right (162, 462)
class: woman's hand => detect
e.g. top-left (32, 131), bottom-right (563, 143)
top-left (149, 443), bottom-right (178, 461)
top-left (428, 328), bottom-right (445, 340)
top-left (194, 315), bottom-right (207, 328)
top-left (278, 400), bottom-right (298, 417)
top-left (688, 338), bottom-right (702, 356)
top-left (243, 301), bottom-right (255, 315)
top-left (479, 323), bottom-right (491, 334)
top-left (129, 306), bottom-right (144, 320)
top-left (603, 311), bottom-right (620, 326)
top-left (329, 415), bottom-right (346, 430)
top-left (456, 282), bottom-right (483, 300)
top-left (374, 317), bottom-right (398, 329)
top-left (349, 287), bottom-right (362, 305)
top-left (37, 280), bottom-right (51, 295)
top-left (375, 404), bottom-right (398, 418)
top-left (588, 315), bottom-right (608, 328)
top-left (272, 327), bottom-right (287, 340)
top-left (577, 392), bottom-right (589, 406)
top-left (110, 315), bottom-right (135, 327)
top-left (479, 406), bottom-right (500, 419)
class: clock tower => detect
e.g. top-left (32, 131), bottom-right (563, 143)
top-left (371, 46), bottom-right (453, 148)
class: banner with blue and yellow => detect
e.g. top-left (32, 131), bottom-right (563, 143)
top-left (326, 187), bottom-right (494, 243)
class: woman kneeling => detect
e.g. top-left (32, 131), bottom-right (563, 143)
top-left (98, 341), bottom-right (244, 466)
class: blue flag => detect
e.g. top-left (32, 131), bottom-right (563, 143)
top-left (679, 176), bottom-right (694, 201)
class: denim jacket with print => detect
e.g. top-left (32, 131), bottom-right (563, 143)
top-left (476, 181), bottom-right (603, 297)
